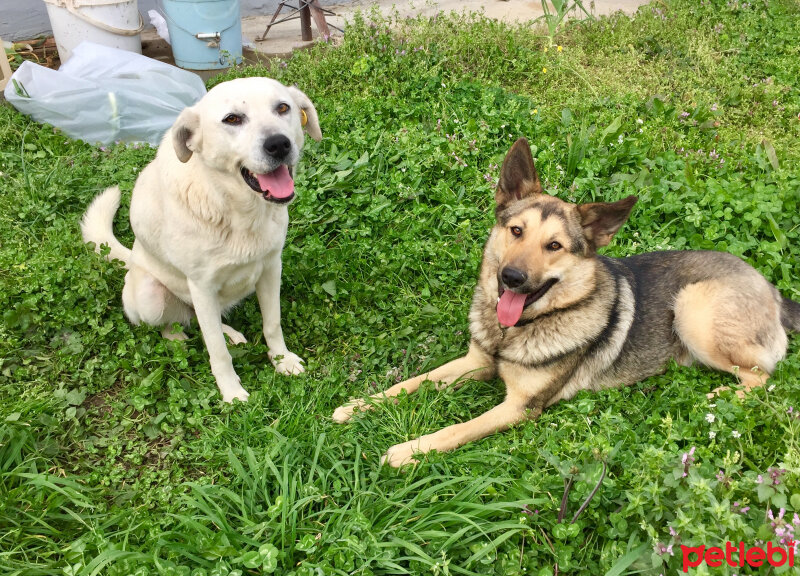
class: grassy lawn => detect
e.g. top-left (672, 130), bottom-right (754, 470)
top-left (2, 0), bottom-right (800, 574)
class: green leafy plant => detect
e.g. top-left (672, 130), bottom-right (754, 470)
top-left (1, 0), bottom-right (799, 574)
top-left (535, 0), bottom-right (594, 46)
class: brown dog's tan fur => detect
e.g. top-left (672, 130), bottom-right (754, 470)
top-left (333, 138), bottom-right (800, 467)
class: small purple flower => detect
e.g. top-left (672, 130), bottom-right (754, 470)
top-left (768, 467), bottom-right (787, 486)
top-left (711, 103), bottom-right (718, 111)
top-left (768, 508), bottom-right (797, 546)
top-left (450, 151), bottom-right (467, 167)
top-left (768, 508), bottom-right (786, 524)
top-left (716, 469), bottom-right (732, 488)
top-left (521, 504), bottom-right (539, 516)
top-left (655, 542), bottom-right (674, 556)
top-left (680, 111), bottom-right (690, 119)
top-left (732, 501), bottom-right (750, 515)
top-left (681, 446), bottom-right (696, 477)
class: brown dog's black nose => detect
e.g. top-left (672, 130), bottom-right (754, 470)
top-left (264, 134), bottom-right (292, 160)
top-left (501, 267), bottom-right (527, 289)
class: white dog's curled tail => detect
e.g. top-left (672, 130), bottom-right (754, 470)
top-left (81, 186), bottom-right (132, 265)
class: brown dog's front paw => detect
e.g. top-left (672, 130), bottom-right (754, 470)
top-left (381, 437), bottom-right (433, 468)
top-left (331, 399), bottom-right (370, 423)
top-left (381, 442), bottom-right (417, 468)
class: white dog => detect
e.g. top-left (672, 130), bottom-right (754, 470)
top-left (81, 77), bottom-right (322, 402)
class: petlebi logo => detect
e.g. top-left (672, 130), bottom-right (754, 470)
top-left (681, 541), bottom-right (795, 572)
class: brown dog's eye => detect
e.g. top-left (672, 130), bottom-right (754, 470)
top-left (222, 114), bottom-right (243, 125)
top-left (277, 103), bottom-right (290, 115)
top-left (510, 226), bottom-right (523, 238)
top-left (546, 241), bottom-right (562, 251)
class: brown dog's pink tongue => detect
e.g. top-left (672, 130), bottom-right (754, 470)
top-left (255, 165), bottom-right (294, 199)
top-left (497, 290), bottom-right (528, 327)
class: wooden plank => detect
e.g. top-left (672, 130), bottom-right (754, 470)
top-left (300, 3), bottom-right (313, 41)
top-left (0, 37), bottom-right (13, 91)
top-left (308, 0), bottom-right (331, 39)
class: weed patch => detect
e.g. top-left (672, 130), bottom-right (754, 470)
top-left (1, 0), bottom-right (800, 574)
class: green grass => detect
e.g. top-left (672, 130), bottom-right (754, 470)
top-left (1, 0), bottom-right (800, 574)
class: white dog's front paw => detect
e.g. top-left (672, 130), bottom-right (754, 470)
top-left (218, 377), bottom-right (250, 403)
top-left (270, 351), bottom-right (305, 376)
top-left (331, 399), bottom-right (368, 423)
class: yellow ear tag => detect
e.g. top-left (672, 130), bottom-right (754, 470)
top-left (300, 109), bottom-right (308, 127)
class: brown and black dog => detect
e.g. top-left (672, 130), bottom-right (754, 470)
top-left (334, 137), bottom-right (800, 467)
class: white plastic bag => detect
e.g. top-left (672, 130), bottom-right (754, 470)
top-left (148, 10), bottom-right (171, 44)
top-left (4, 41), bottom-right (206, 146)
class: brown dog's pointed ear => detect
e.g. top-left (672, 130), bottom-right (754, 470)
top-left (577, 195), bottom-right (638, 249)
top-left (172, 107), bottom-right (201, 163)
top-left (496, 138), bottom-right (542, 209)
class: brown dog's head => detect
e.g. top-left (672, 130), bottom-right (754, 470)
top-left (493, 138), bottom-right (637, 327)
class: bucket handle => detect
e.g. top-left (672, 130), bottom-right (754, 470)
top-left (65, 0), bottom-right (144, 36)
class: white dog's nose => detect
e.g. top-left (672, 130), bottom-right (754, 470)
top-left (264, 134), bottom-right (292, 160)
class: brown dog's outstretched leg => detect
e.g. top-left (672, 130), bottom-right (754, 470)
top-left (331, 343), bottom-right (495, 423)
top-left (381, 397), bottom-right (534, 467)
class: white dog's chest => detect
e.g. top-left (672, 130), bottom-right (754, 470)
top-left (132, 222), bottom-right (282, 308)
top-left (216, 260), bottom-right (268, 305)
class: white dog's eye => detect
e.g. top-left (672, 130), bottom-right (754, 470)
top-left (276, 103), bottom-right (290, 115)
top-left (222, 113), bottom-right (243, 126)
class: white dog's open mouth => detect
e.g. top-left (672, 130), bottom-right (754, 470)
top-left (241, 165), bottom-right (295, 203)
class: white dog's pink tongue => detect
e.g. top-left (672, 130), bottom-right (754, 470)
top-left (497, 290), bottom-right (527, 327)
top-left (256, 165), bottom-right (294, 199)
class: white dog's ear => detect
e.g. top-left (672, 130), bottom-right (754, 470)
top-left (172, 107), bottom-right (201, 163)
top-left (288, 86), bottom-right (322, 142)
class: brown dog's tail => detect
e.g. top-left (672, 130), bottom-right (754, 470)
top-left (81, 186), bottom-right (132, 266)
top-left (782, 297), bottom-right (800, 332)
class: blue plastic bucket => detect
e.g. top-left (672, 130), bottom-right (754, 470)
top-left (160, 0), bottom-right (242, 70)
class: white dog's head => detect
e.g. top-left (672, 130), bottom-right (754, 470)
top-left (171, 77), bottom-right (322, 204)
